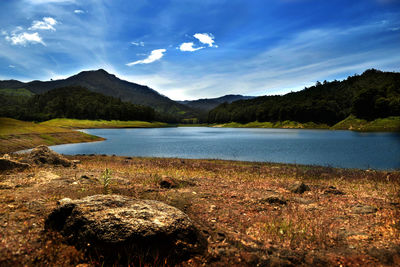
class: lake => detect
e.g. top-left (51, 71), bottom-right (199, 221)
top-left (49, 127), bottom-right (400, 170)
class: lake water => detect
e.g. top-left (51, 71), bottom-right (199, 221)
top-left (49, 127), bottom-right (400, 170)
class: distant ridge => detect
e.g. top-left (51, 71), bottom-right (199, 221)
top-left (178, 94), bottom-right (255, 112)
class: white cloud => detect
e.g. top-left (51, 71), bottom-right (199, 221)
top-left (29, 17), bottom-right (58, 31)
top-left (126, 49), bottom-right (166, 66)
top-left (131, 41), bottom-right (144, 46)
top-left (12, 26), bottom-right (24, 34)
top-left (74, 9), bottom-right (85, 14)
top-left (179, 42), bottom-right (204, 52)
top-left (9, 65), bottom-right (16, 68)
top-left (193, 33), bottom-right (216, 47)
top-left (5, 32), bottom-right (45, 46)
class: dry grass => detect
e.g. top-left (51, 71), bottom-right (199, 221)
top-left (40, 118), bottom-right (169, 129)
top-left (0, 118), bottom-right (104, 153)
top-left (0, 155), bottom-right (399, 266)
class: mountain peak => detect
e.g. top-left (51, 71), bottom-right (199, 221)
top-left (77, 69), bottom-right (111, 76)
top-left (95, 68), bottom-right (109, 74)
top-left (72, 69), bottom-right (118, 81)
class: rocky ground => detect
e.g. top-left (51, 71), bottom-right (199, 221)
top-left (0, 147), bottom-right (399, 266)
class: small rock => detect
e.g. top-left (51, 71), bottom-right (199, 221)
top-left (0, 183), bottom-right (13, 189)
top-left (305, 204), bottom-right (319, 211)
top-left (72, 159), bottom-right (81, 164)
top-left (159, 177), bottom-right (178, 188)
top-left (28, 145), bottom-right (71, 167)
top-left (323, 186), bottom-right (344, 195)
top-left (288, 181), bottom-right (310, 194)
top-left (45, 195), bottom-right (205, 264)
top-left (216, 232), bottom-right (226, 241)
top-left (260, 193), bottom-right (287, 205)
top-left (57, 198), bottom-right (72, 205)
top-left (351, 204), bottom-right (377, 214)
top-left (292, 197), bottom-right (314, 205)
top-left (0, 158), bottom-right (30, 172)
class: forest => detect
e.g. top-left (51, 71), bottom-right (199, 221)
top-left (0, 86), bottom-right (156, 122)
top-left (1, 69), bottom-right (399, 125)
top-left (208, 69), bottom-right (400, 125)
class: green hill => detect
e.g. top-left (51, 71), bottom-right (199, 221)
top-left (0, 88), bottom-right (34, 97)
top-left (0, 69), bottom-right (197, 122)
top-left (0, 86), bottom-right (156, 122)
top-left (208, 69), bottom-right (400, 126)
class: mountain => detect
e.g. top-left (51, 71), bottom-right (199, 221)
top-left (0, 69), bottom-right (196, 121)
top-left (208, 69), bottom-right (400, 125)
top-left (178, 94), bottom-right (255, 112)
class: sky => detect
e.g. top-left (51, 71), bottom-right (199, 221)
top-left (0, 0), bottom-right (399, 100)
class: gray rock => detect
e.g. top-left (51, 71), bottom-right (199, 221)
top-left (288, 181), bottom-right (310, 194)
top-left (323, 186), bottom-right (345, 195)
top-left (45, 194), bottom-right (205, 264)
top-left (28, 145), bottom-right (71, 167)
top-left (351, 204), bottom-right (378, 214)
top-left (260, 192), bottom-right (287, 205)
top-left (292, 197), bottom-right (314, 205)
top-left (0, 158), bottom-right (30, 172)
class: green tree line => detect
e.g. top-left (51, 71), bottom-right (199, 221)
top-left (0, 86), bottom-right (156, 122)
top-left (208, 69), bottom-right (400, 125)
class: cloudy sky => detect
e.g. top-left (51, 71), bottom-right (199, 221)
top-left (0, 0), bottom-right (399, 100)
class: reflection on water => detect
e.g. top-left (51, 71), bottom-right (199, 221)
top-left (50, 127), bottom-right (400, 170)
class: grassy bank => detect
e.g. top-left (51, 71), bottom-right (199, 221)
top-left (332, 115), bottom-right (400, 132)
top-left (214, 120), bottom-right (330, 129)
top-left (213, 116), bottom-right (400, 132)
top-left (0, 118), bottom-right (103, 153)
top-left (0, 154), bottom-right (399, 266)
top-left (41, 118), bottom-right (169, 129)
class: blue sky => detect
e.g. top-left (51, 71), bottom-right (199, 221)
top-left (0, 0), bottom-right (399, 100)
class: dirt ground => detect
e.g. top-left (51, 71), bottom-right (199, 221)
top-left (0, 154), bottom-right (399, 266)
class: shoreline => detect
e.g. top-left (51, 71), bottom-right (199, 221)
top-left (207, 116), bottom-right (400, 132)
top-left (0, 131), bottom-right (104, 154)
top-left (37, 117), bottom-right (400, 132)
top-left (1, 118), bottom-right (397, 171)
top-left (0, 118), bottom-right (104, 154)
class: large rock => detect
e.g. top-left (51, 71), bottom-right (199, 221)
top-left (45, 195), bottom-right (205, 264)
top-left (28, 145), bottom-right (71, 167)
top-left (0, 158), bottom-right (30, 172)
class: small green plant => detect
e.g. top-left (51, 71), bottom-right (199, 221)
top-left (100, 168), bottom-right (113, 194)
